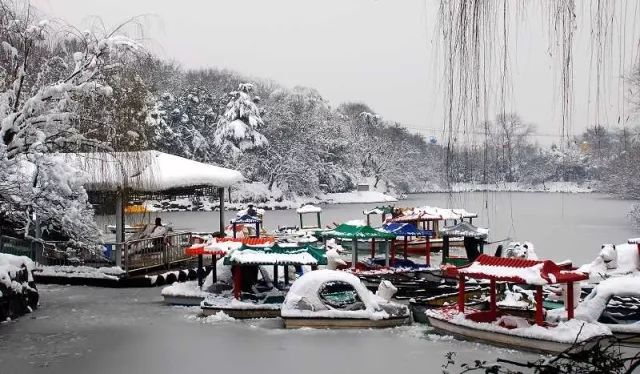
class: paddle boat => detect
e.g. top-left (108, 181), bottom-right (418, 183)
top-left (200, 242), bottom-right (327, 318)
top-left (386, 206), bottom-right (478, 254)
top-left (577, 238), bottom-right (640, 286)
top-left (161, 237), bottom-right (268, 305)
top-left (281, 269), bottom-right (411, 329)
top-left (571, 274), bottom-right (640, 343)
top-left (427, 254), bottom-right (611, 354)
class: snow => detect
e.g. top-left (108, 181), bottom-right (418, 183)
top-left (201, 290), bottom-right (283, 310)
top-left (425, 182), bottom-right (594, 193)
top-left (427, 308), bottom-right (611, 343)
top-left (577, 242), bottom-right (639, 283)
top-left (459, 262), bottom-right (548, 285)
top-left (575, 274), bottom-right (640, 330)
top-left (227, 248), bottom-right (322, 265)
top-left (34, 265), bottom-right (125, 280)
top-left (281, 270), bottom-right (409, 320)
top-left (296, 204), bottom-right (322, 214)
top-left (61, 150), bottom-right (243, 192)
top-left (162, 281), bottom-right (210, 298)
top-left (319, 191), bottom-right (397, 204)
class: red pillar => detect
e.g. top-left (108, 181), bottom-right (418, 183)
top-left (232, 266), bottom-right (242, 299)
top-left (535, 285), bottom-right (544, 326)
top-left (425, 237), bottom-right (431, 267)
top-left (403, 236), bottom-right (408, 259)
top-left (567, 282), bottom-right (575, 320)
top-left (489, 279), bottom-right (496, 317)
top-left (370, 239), bottom-right (375, 259)
top-left (457, 275), bottom-right (465, 312)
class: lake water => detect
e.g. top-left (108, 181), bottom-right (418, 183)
top-left (132, 192), bottom-right (638, 265)
top-left (4, 192), bottom-right (637, 373)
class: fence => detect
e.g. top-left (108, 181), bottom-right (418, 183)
top-left (118, 232), bottom-right (193, 274)
top-left (0, 235), bottom-right (34, 259)
top-left (0, 232), bottom-right (195, 277)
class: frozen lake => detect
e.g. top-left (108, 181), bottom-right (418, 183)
top-left (126, 192), bottom-right (638, 265)
top-left (0, 285), bottom-right (537, 374)
top-left (4, 192), bottom-right (637, 373)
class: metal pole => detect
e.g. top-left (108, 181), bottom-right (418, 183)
top-left (351, 238), bottom-right (357, 268)
top-left (197, 254), bottom-right (204, 288)
top-left (567, 282), bottom-right (574, 320)
top-left (115, 189), bottom-right (125, 268)
top-left (384, 239), bottom-right (389, 267)
top-left (218, 187), bottom-right (225, 234)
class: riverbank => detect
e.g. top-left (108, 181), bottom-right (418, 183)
top-left (420, 181), bottom-right (595, 194)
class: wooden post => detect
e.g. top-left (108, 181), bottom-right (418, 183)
top-left (299, 213), bottom-right (303, 229)
top-left (403, 236), bottom-right (408, 259)
top-left (567, 282), bottom-right (575, 320)
top-left (535, 285), bottom-right (544, 326)
top-left (197, 254), bottom-right (204, 288)
top-left (370, 238), bottom-right (375, 259)
top-left (366, 214), bottom-right (371, 226)
top-left (489, 279), bottom-right (497, 316)
top-left (442, 236), bottom-right (450, 265)
top-left (390, 239), bottom-right (396, 266)
top-left (316, 212), bottom-right (321, 228)
top-left (351, 238), bottom-right (357, 268)
top-left (284, 265), bottom-right (289, 285)
top-left (273, 265), bottom-right (279, 287)
top-left (425, 236), bottom-right (431, 267)
top-left (457, 275), bottom-right (465, 312)
top-left (256, 222), bottom-right (260, 238)
top-left (384, 239), bottom-right (389, 267)
top-left (233, 266), bottom-right (242, 299)
top-left (211, 254), bottom-right (217, 283)
top-left (232, 222), bottom-right (237, 238)
top-left (218, 187), bottom-right (225, 234)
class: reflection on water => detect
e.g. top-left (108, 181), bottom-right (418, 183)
top-left (99, 192), bottom-right (637, 265)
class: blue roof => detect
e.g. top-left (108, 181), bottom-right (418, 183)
top-left (231, 214), bottom-right (262, 224)
top-left (381, 223), bottom-right (433, 237)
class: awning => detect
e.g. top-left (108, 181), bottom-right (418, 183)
top-left (322, 222), bottom-right (396, 240)
top-left (450, 254), bottom-right (588, 285)
top-left (440, 222), bottom-right (488, 239)
top-left (381, 223), bottom-right (432, 237)
top-left (223, 243), bottom-right (327, 266)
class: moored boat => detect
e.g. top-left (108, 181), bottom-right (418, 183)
top-left (427, 254), bottom-right (611, 354)
top-left (281, 269), bottom-right (410, 328)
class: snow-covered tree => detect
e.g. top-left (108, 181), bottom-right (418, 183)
top-left (213, 83), bottom-right (268, 156)
top-left (0, 1), bottom-right (140, 250)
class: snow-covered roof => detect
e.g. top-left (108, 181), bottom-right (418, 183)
top-left (452, 254), bottom-right (588, 285)
top-left (381, 223), bottom-right (432, 237)
top-left (296, 204), bottom-right (322, 214)
top-left (390, 206), bottom-right (478, 222)
top-left (63, 150), bottom-right (243, 192)
top-left (223, 244), bottom-right (327, 266)
top-left (440, 222), bottom-right (489, 239)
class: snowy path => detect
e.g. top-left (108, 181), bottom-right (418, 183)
top-left (0, 285), bottom-right (537, 374)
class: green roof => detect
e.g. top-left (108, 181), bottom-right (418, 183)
top-left (322, 223), bottom-right (396, 239)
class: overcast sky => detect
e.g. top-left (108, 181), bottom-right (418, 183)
top-left (31, 0), bottom-right (640, 145)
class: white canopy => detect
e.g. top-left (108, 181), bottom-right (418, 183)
top-left (64, 150), bottom-right (243, 192)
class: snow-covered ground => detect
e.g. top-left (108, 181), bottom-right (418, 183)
top-left (145, 182), bottom-right (398, 212)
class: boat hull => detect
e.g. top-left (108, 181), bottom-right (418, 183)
top-left (201, 306), bottom-right (281, 319)
top-left (163, 295), bottom-right (205, 306)
top-left (283, 316), bottom-right (410, 329)
top-left (427, 315), bottom-right (574, 354)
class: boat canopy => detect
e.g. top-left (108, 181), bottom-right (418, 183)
top-left (363, 205), bottom-right (394, 215)
top-left (381, 223), bottom-right (432, 237)
top-left (296, 204), bottom-right (322, 214)
top-left (390, 206), bottom-right (478, 222)
top-left (223, 243), bottom-right (327, 266)
top-left (322, 223), bottom-right (396, 240)
top-left (440, 222), bottom-right (488, 239)
top-left (452, 254), bottom-right (588, 285)
top-left (231, 214), bottom-right (262, 224)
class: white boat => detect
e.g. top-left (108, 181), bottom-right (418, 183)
top-left (427, 254), bottom-right (611, 354)
top-left (573, 274), bottom-right (640, 343)
top-left (281, 270), bottom-right (411, 329)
